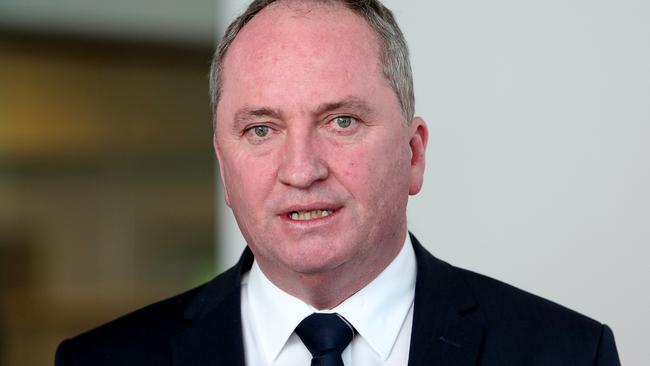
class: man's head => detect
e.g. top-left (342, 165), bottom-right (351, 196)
top-left (210, 0), bottom-right (415, 125)
top-left (212, 0), bottom-right (427, 307)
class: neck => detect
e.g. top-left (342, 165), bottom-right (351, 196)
top-left (256, 233), bottom-right (406, 309)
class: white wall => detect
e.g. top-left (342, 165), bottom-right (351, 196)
top-left (216, 1), bottom-right (650, 364)
top-left (0, 0), bottom-right (215, 45)
top-left (384, 1), bottom-right (649, 364)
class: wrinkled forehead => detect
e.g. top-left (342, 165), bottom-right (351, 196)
top-left (232, 0), bottom-right (381, 52)
top-left (218, 1), bottom-right (386, 107)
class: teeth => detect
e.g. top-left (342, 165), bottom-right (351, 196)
top-left (289, 209), bottom-right (333, 221)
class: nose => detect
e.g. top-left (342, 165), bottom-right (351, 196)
top-left (277, 130), bottom-right (328, 188)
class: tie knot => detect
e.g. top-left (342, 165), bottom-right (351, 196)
top-left (295, 313), bottom-right (356, 363)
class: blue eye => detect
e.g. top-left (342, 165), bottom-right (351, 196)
top-left (252, 126), bottom-right (270, 137)
top-left (335, 116), bottom-right (353, 128)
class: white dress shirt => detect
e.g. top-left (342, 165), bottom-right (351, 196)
top-left (241, 235), bottom-right (417, 366)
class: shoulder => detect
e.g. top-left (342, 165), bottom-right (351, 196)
top-left (410, 236), bottom-right (618, 363)
top-left (456, 267), bottom-right (618, 363)
top-left (56, 284), bottom-right (203, 365)
top-left (412, 235), bottom-right (603, 336)
top-left (458, 266), bottom-right (602, 335)
top-left (55, 260), bottom-right (245, 366)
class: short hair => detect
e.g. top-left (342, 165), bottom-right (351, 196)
top-left (209, 0), bottom-right (415, 127)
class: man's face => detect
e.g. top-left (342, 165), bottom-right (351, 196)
top-left (214, 3), bottom-right (427, 286)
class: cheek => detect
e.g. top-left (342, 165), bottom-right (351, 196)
top-left (336, 145), bottom-right (385, 191)
top-left (336, 146), bottom-right (371, 185)
top-left (350, 140), bottom-right (411, 201)
top-left (223, 152), bottom-right (275, 206)
top-left (341, 156), bottom-right (358, 179)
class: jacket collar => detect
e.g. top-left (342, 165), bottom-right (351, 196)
top-left (171, 248), bottom-right (253, 366)
top-left (171, 234), bottom-right (484, 366)
top-left (408, 233), bottom-right (485, 366)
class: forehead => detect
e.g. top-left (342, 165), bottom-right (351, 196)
top-left (218, 1), bottom-right (390, 115)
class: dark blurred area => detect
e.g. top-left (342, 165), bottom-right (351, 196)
top-left (0, 1), bottom-right (218, 364)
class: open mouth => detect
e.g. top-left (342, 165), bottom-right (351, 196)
top-left (287, 209), bottom-right (334, 221)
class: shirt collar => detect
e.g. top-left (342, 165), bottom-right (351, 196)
top-left (245, 235), bottom-right (417, 363)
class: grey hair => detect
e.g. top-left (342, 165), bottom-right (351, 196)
top-left (209, 0), bottom-right (414, 127)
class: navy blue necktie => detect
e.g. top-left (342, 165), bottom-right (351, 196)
top-left (295, 313), bottom-right (356, 366)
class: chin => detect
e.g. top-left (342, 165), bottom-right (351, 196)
top-left (283, 250), bottom-right (349, 275)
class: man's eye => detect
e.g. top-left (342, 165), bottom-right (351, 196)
top-left (334, 116), bottom-right (355, 129)
top-left (250, 125), bottom-right (270, 137)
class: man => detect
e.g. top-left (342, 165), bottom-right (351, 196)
top-left (56, 0), bottom-right (620, 365)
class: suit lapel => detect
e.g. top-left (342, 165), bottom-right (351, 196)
top-left (170, 237), bottom-right (483, 365)
top-left (408, 234), bottom-right (484, 366)
top-left (171, 249), bottom-right (254, 366)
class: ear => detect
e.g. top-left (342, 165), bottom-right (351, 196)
top-left (407, 117), bottom-right (428, 195)
top-left (213, 133), bottom-right (232, 207)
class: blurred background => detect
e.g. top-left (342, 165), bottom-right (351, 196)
top-left (1, 0), bottom-right (648, 365)
top-left (0, 0), bottom-right (219, 364)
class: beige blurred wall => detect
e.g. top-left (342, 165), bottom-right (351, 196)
top-left (0, 33), bottom-right (216, 365)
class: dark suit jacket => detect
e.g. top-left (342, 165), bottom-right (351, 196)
top-left (56, 234), bottom-right (620, 365)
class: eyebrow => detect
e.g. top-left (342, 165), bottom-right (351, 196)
top-left (231, 96), bottom-right (374, 131)
top-left (314, 96), bottom-right (374, 117)
top-left (234, 106), bottom-right (283, 123)
top-left (232, 106), bottom-right (284, 132)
